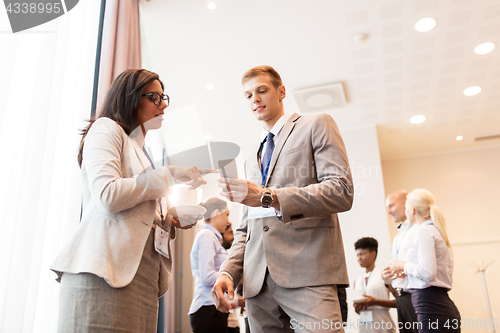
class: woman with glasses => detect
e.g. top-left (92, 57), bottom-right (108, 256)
top-left (51, 69), bottom-right (210, 332)
top-left (385, 189), bottom-right (461, 333)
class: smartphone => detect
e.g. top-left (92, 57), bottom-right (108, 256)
top-left (218, 158), bottom-right (238, 201)
top-left (218, 158), bottom-right (238, 180)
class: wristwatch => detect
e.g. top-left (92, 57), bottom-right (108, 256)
top-left (260, 189), bottom-right (273, 208)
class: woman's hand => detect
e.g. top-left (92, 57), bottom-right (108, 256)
top-left (382, 261), bottom-right (406, 279)
top-left (167, 166), bottom-right (214, 189)
top-left (171, 215), bottom-right (202, 229)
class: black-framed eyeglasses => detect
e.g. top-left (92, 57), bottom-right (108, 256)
top-left (142, 92), bottom-right (170, 106)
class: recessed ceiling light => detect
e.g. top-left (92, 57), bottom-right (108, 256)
top-left (475, 42), bottom-right (495, 55)
top-left (205, 135), bottom-right (212, 140)
top-left (306, 93), bottom-right (334, 108)
top-left (410, 115), bottom-right (426, 124)
top-left (456, 136), bottom-right (463, 141)
top-left (353, 33), bottom-right (368, 44)
top-left (463, 86), bottom-right (481, 96)
top-left (206, 84), bottom-right (215, 90)
top-left (207, 2), bottom-right (216, 9)
top-left (415, 18), bottom-right (436, 32)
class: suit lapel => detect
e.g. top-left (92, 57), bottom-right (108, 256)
top-left (264, 113), bottom-right (301, 187)
top-left (128, 130), bottom-right (150, 175)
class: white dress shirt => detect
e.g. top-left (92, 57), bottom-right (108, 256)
top-left (390, 220), bottom-right (416, 289)
top-left (260, 113), bottom-right (292, 155)
top-left (353, 267), bottom-right (393, 310)
top-left (189, 224), bottom-right (229, 314)
top-left (404, 220), bottom-right (454, 290)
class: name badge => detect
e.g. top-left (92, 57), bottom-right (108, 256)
top-left (154, 226), bottom-right (170, 259)
top-left (248, 206), bottom-right (276, 219)
top-left (360, 310), bottom-right (373, 323)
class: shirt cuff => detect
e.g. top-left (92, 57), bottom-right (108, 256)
top-left (403, 262), bottom-right (413, 275)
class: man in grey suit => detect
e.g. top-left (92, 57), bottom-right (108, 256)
top-left (212, 65), bottom-right (354, 332)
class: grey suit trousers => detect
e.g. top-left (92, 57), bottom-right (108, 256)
top-left (246, 271), bottom-right (345, 333)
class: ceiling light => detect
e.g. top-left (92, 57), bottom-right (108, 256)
top-left (475, 42), bottom-right (495, 55)
top-left (205, 135), bottom-right (212, 140)
top-left (415, 18), bottom-right (436, 32)
top-left (410, 115), bottom-right (426, 124)
top-left (456, 136), bottom-right (463, 141)
top-left (207, 2), bottom-right (216, 9)
top-left (463, 86), bottom-right (481, 96)
top-left (206, 84), bottom-right (215, 90)
top-left (306, 93), bottom-right (334, 108)
top-left (353, 33), bottom-right (368, 44)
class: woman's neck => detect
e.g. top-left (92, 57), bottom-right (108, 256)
top-left (130, 124), bottom-right (147, 148)
top-left (414, 215), bottom-right (427, 225)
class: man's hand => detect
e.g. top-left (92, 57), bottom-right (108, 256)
top-left (212, 274), bottom-right (237, 313)
top-left (355, 295), bottom-right (378, 307)
top-left (217, 177), bottom-right (263, 207)
top-left (238, 296), bottom-right (245, 309)
top-left (353, 302), bottom-right (363, 315)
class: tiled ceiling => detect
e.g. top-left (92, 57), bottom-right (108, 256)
top-left (140, 0), bottom-right (500, 160)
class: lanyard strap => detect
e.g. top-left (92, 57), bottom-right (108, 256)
top-left (363, 271), bottom-right (372, 295)
top-left (142, 146), bottom-right (163, 218)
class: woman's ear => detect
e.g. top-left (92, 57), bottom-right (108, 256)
top-left (210, 209), bottom-right (220, 219)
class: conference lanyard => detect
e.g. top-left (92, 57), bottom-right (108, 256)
top-left (363, 271), bottom-right (372, 295)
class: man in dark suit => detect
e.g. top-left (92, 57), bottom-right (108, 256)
top-left (213, 65), bottom-right (354, 332)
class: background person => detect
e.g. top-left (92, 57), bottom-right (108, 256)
top-left (387, 189), bottom-right (461, 333)
top-left (352, 237), bottom-right (396, 333)
top-left (222, 224), bottom-right (242, 333)
top-left (383, 190), bottom-right (418, 333)
top-left (189, 198), bottom-right (231, 333)
top-left (213, 65), bottom-right (354, 333)
top-left (51, 69), bottom-right (208, 332)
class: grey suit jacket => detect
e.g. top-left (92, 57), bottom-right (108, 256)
top-left (220, 113), bottom-right (354, 298)
top-left (51, 117), bottom-right (174, 294)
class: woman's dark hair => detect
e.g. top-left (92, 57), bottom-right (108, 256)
top-left (199, 197), bottom-right (228, 222)
top-left (77, 69), bottom-right (164, 167)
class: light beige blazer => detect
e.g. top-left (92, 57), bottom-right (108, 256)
top-left (220, 113), bottom-right (354, 298)
top-left (51, 117), bottom-right (174, 293)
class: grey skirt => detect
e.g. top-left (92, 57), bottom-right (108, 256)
top-left (58, 228), bottom-right (169, 333)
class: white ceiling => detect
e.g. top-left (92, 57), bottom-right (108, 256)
top-left (140, 0), bottom-right (500, 160)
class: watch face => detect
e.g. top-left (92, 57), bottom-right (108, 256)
top-left (261, 192), bottom-right (273, 208)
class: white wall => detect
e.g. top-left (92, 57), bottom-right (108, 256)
top-left (339, 125), bottom-right (398, 332)
top-left (382, 145), bottom-right (500, 333)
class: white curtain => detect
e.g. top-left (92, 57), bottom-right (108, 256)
top-left (0, 2), bottom-right (100, 332)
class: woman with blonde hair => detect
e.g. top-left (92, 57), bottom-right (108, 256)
top-left (385, 188), bottom-right (461, 333)
top-left (189, 197), bottom-right (231, 333)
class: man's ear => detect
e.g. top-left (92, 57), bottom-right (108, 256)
top-left (278, 85), bottom-right (286, 101)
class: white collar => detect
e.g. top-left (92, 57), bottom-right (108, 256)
top-left (260, 113), bottom-right (292, 142)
